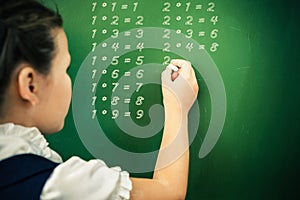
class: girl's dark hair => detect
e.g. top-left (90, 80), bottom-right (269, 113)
top-left (0, 0), bottom-right (63, 107)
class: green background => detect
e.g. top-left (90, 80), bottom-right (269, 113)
top-left (46, 0), bottom-right (300, 199)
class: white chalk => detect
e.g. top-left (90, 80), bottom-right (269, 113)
top-left (167, 63), bottom-right (179, 72)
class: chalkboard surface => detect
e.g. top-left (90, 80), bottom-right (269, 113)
top-left (46, 0), bottom-right (300, 199)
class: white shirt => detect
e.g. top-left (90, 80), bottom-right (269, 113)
top-left (0, 123), bottom-right (132, 200)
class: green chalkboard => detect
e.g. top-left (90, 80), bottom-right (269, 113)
top-left (46, 0), bottom-right (300, 199)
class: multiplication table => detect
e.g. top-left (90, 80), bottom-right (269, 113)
top-left (88, 1), bottom-right (219, 121)
top-left (72, 0), bottom-right (225, 172)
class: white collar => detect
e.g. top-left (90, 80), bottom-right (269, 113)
top-left (0, 123), bottom-right (62, 163)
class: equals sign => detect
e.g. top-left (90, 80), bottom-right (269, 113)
top-left (124, 98), bottom-right (131, 104)
top-left (124, 71), bottom-right (131, 76)
top-left (124, 18), bottom-right (131, 23)
top-left (121, 4), bottom-right (128, 10)
top-left (199, 44), bottom-right (205, 50)
top-left (199, 31), bottom-right (205, 37)
top-left (124, 58), bottom-right (131, 64)
top-left (124, 112), bottom-right (131, 117)
top-left (124, 31), bottom-right (131, 37)
top-left (195, 4), bottom-right (203, 10)
top-left (198, 18), bottom-right (205, 23)
top-left (123, 85), bottom-right (130, 90)
top-left (124, 44), bottom-right (131, 50)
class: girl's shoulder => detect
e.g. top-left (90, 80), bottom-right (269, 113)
top-left (0, 153), bottom-right (59, 199)
top-left (41, 156), bottom-right (132, 200)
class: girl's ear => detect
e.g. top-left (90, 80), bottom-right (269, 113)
top-left (17, 65), bottom-right (40, 106)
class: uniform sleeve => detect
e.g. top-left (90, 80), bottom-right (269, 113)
top-left (40, 156), bottom-right (132, 200)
